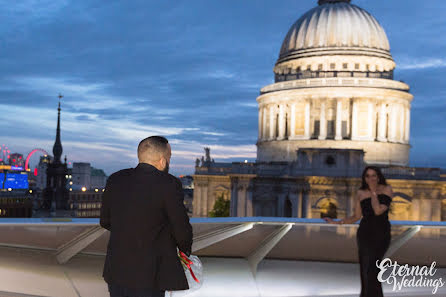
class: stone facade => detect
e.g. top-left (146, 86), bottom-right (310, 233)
top-left (256, 81), bottom-right (413, 166)
top-left (193, 149), bottom-right (446, 222)
top-left (192, 0), bottom-right (446, 222)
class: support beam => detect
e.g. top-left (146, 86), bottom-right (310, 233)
top-left (192, 223), bottom-right (254, 252)
top-left (56, 226), bottom-right (106, 264)
top-left (247, 223), bottom-right (293, 277)
top-left (384, 226), bottom-right (421, 258)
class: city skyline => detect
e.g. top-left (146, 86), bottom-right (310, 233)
top-left (1, 0), bottom-right (445, 176)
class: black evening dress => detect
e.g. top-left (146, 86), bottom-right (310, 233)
top-left (357, 194), bottom-right (392, 297)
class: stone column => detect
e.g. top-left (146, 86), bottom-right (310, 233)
top-left (277, 194), bottom-right (286, 217)
top-left (290, 192), bottom-right (300, 217)
top-left (404, 106), bottom-right (411, 143)
top-left (420, 199), bottom-right (431, 221)
top-left (278, 104), bottom-right (286, 140)
top-left (351, 99), bottom-right (358, 140)
top-left (304, 101), bottom-right (311, 139)
top-left (318, 101), bottom-right (327, 140)
top-left (230, 178), bottom-right (238, 217)
top-left (246, 185), bottom-right (253, 216)
top-left (193, 185), bottom-right (201, 217)
top-left (269, 105), bottom-right (275, 140)
top-left (201, 186), bottom-right (208, 216)
top-left (335, 99), bottom-right (343, 140)
top-left (399, 105), bottom-right (405, 143)
top-left (432, 199), bottom-right (441, 237)
top-left (237, 184), bottom-right (247, 217)
top-left (258, 107), bottom-right (263, 140)
top-left (388, 105), bottom-right (397, 142)
top-left (262, 107), bottom-right (268, 140)
top-left (291, 103), bottom-right (296, 138)
top-left (368, 101), bottom-right (374, 140)
top-left (432, 200), bottom-right (441, 221)
top-left (377, 103), bottom-right (387, 142)
top-left (301, 190), bottom-right (311, 218)
top-left (410, 198), bottom-right (420, 221)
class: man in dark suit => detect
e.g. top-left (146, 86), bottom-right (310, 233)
top-left (100, 136), bottom-right (193, 297)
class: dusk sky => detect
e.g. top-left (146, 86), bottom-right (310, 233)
top-left (1, 0), bottom-right (445, 176)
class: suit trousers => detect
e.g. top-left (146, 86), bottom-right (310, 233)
top-left (108, 283), bottom-right (165, 297)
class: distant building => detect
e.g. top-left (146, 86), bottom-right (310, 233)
top-left (36, 155), bottom-right (52, 190)
top-left (72, 162), bottom-right (91, 190)
top-left (0, 191), bottom-right (32, 217)
top-left (9, 153), bottom-right (24, 168)
top-left (180, 175), bottom-right (194, 216)
top-left (68, 190), bottom-right (103, 218)
top-left (70, 163), bottom-right (107, 190)
top-left (91, 168), bottom-right (107, 190)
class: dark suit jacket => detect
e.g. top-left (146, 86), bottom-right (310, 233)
top-left (100, 163), bottom-right (193, 290)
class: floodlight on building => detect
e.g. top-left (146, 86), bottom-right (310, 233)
top-left (95, 189), bottom-right (98, 192)
top-left (81, 187), bottom-right (86, 192)
top-left (7, 188), bottom-right (12, 191)
top-left (69, 188), bottom-right (72, 191)
top-left (69, 181), bottom-right (73, 185)
top-left (29, 190), bottom-right (33, 194)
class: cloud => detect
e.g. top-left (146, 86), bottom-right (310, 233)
top-left (0, 0), bottom-right (445, 175)
top-left (397, 58), bottom-right (446, 70)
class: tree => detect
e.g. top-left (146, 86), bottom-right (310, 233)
top-left (209, 194), bottom-right (230, 217)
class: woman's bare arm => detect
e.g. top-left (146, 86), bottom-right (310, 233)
top-left (371, 185), bottom-right (393, 216)
top-left (340, 192), bottom-right (362, 224)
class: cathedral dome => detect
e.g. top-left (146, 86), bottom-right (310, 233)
top-left (278, 0), bottom-right (392, 64)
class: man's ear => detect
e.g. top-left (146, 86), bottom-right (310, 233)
top-left (160, 157), bottom-right (166, 169)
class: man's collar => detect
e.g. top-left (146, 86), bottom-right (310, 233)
top-left (136, 162), bottom-right (158, 173)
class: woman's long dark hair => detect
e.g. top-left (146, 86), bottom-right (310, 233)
top-left (360, 166), bottom-right (388, 190)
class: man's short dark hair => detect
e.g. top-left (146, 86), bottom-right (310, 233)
top-left (137, 136), bottom-right (169, 162)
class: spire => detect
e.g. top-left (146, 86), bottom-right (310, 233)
top-left (52, 94), bottom-right (63, 164)
top-left (318, 0), bottom-right (351, 5)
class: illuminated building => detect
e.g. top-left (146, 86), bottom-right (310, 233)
top-left (36, 155), bottom-right (52, 190)
top-left (0, 192), bottom-right (32, 217)
top-left (8, 153), bottom-right (24, 167)
top-left (193, 0), bottom-right (446, 221)
top-left (68, 190), bottom-right (103, 218)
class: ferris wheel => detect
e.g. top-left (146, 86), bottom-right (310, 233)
top-left (25, 148), bottom-right (50, 171)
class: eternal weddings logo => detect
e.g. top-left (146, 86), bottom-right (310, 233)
top-left (377, 258), bottom-right (445, 294)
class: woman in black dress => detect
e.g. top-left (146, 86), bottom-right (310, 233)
top-left (325, 166), bottom-right (393, 297)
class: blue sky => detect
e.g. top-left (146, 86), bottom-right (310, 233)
top-left (0, 0), bottom-right (445, 176)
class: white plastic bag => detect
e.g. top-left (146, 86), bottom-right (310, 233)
top-left (169, 254), bottom-right (203, 297)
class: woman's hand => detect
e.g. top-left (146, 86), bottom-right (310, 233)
top-left (323, 217), bottom-right (342, 224)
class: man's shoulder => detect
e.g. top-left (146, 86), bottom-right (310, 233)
top-left (107, 168), bottom-right (134, 181)
top-left (157, 171), bottom-right (181, 187)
